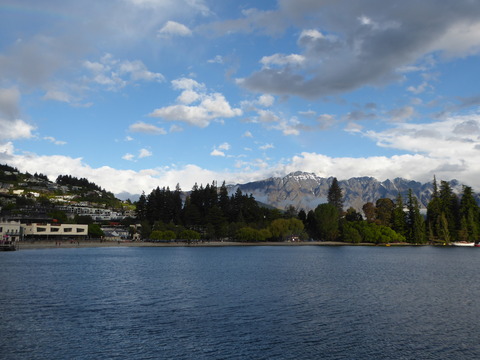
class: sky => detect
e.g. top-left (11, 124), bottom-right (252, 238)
top-left (1, 0), bottom-right (480, 199)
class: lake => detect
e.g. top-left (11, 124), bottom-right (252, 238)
top-left (1, 245), bottom-right (479, 359)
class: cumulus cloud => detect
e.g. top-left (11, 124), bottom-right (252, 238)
top-left (260, 53), bottom-right (305, 67)
top-left (235, 0), bottom-right (480, 99)
top-left (83, 54), bottom-right (164, 91)
top-left (210, 149), bottom-right (225, 157)
top-left (129, 122), bottom-right (167, 135)
top-left (210, 142), bottom-right (231, 157)
top-left (149, 78), bottom-right (242, 127)
top-left (122, 153), bottom-right (135, 161)
top-left (158, 21), bottom-right (192, 37)
top-left (138, 148), bottom-right (152, 158)
top-left (0, 88), bottom-right (35, 141)
top-left (4, 113), bottom-right (480, 197)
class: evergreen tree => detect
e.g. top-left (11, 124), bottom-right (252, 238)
top-left (314, 203), bottom-right (340, 241)
top-left (426, 176), bottom-right (442, 242)
top-left (375, 198), bottom-right (394, 227)
top-left (135, 192), bottom-right (147, 221)
top-left (392, 193), bottom-right (407, 238)
top-left (439, 181), bottom-right (459, 241)
top-left (406, 189), bottom-right (426, 243)
top-left (327, 177), bottom-right (344, 214)
top-left (459, 185), bottom-right (479, 242)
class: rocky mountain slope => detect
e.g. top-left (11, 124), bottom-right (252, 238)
top-left (228, 171), bottom-right (465, 212)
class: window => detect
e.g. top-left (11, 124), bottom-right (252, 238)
top-left (77, 228), bottom-right (86, 233)
top-left (37, 227), bottom-right (46, 232)
top-left (64, 228), bottom-right (72, 233)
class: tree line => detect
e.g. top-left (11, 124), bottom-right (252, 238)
top-left (134, 177), bottom-right (480, 244)
top-left (135, 181), bottom-right (301, 241)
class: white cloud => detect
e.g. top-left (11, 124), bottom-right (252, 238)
top-left (218, 142), bottom-right (231, 151)
top-left (149, 78), bottom-right (242, 127)
top-left (259, 143), bottom-right (274, 150)
top-left (0, 88), bottom-right (35, 141)
top-left (83, 54), bottom-right (164, 91)
top-left (122, 153), bottom-right (135, 161)
top-left (210, 149), bottom-right (225, 157)
top-left (129, 122), bottom-right (166, 135)
top-left (4, 111), bottom-right (480, 198)
top-left (211, 142), bottom-right (230, 157)
top-left (208, 55), bottom-right (224, 64)
top-left (243, 131), bottom-right (253, 138)
top-left (0, 119), bottom-right (34, 141)
top-left (407, 81), bottom-right (430, 94)
top-left (260, 53), bottom-right (305, 67)
top-left (158, 21), bottom-right (192, 37)
top-left (138, 148), bottom-right (152, 158)
top-left (44, 136), bottom-right (67, 145)
top-left (42, 90), bottom-right (75, 103)
top-left (257, 94), bottom-right (275, 107)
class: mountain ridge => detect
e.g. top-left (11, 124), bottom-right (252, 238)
top-left (227, 171), bottom-right (465, 212)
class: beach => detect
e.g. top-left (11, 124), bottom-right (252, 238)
top-left (15, 239), bottom-right (349, 250)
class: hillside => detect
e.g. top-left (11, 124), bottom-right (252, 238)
top-left (0, 164), bottom-right (133, 221)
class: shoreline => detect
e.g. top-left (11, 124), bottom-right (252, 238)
top-left (13, 240), bottom-right (433, 250)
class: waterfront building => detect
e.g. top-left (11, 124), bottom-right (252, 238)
top-left (22, 223), bottom-right (88, 240)
top-left (0, 220), bottom-right (23, 242)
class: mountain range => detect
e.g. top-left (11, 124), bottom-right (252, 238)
top-left (227, 171), bottom-right (467, 212)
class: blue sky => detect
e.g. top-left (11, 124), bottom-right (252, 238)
top-left (1, 0), bottom-right (480, 198)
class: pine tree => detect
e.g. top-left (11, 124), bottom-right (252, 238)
top-left (427, 176), bottom-right (442, 242)
top-left (407, 189), bottom-right (426, 243)
top-left (392, 193), bottom-right (407, 238)
top-left (327, 177), bottom-right (344, 214)
top-left (459, 185), bottom-right (480, 242)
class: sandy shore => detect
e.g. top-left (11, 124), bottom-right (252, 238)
top-left (16, 240), bottom-right (354, 250)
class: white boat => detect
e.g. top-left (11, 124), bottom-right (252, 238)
top-left (451, 241), bottom-right (475, 247)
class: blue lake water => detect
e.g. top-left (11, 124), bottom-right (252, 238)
top-left (1, 245), bottom-right (479, 359)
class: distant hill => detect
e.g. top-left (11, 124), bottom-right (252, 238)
top-left (227, 171), bottom-right (468, 212)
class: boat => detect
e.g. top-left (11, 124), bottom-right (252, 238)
top-left (451, 241), bottom-right (475, 247)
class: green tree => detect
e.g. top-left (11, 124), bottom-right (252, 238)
top-left (375, 198), bottom-right (394, 227)
top-left (345, 207), bottom-right (363, 222)
top-left (406, 190), bottom-right (426, 243)
top-left (459, 185), bottom-right (479, 242)
top-left (314, 203), bottom-right (339, 241)
top-left (362, 202), bottom-right (376, 223)
top-left (439, 181), bottom-right (459, 241)
top-left (328, 177), bottom-right (344, 214)
top-left (88, 224), bottom-right (104, 238)
top-left (427, 177), bottom-right (442, 242)
top-left (392, 193), bottom-right (407, 238)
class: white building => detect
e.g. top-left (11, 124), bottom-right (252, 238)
top-left (23, 223), bottom-right (88, 239)
top-left (0, 220), bottom-right (22, 242)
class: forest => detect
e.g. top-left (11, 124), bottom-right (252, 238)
top-left (134, 177), bottom-right (480, 244)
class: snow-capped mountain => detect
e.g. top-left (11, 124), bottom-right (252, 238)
top-left (228, 171), bottom-right (466, 211)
